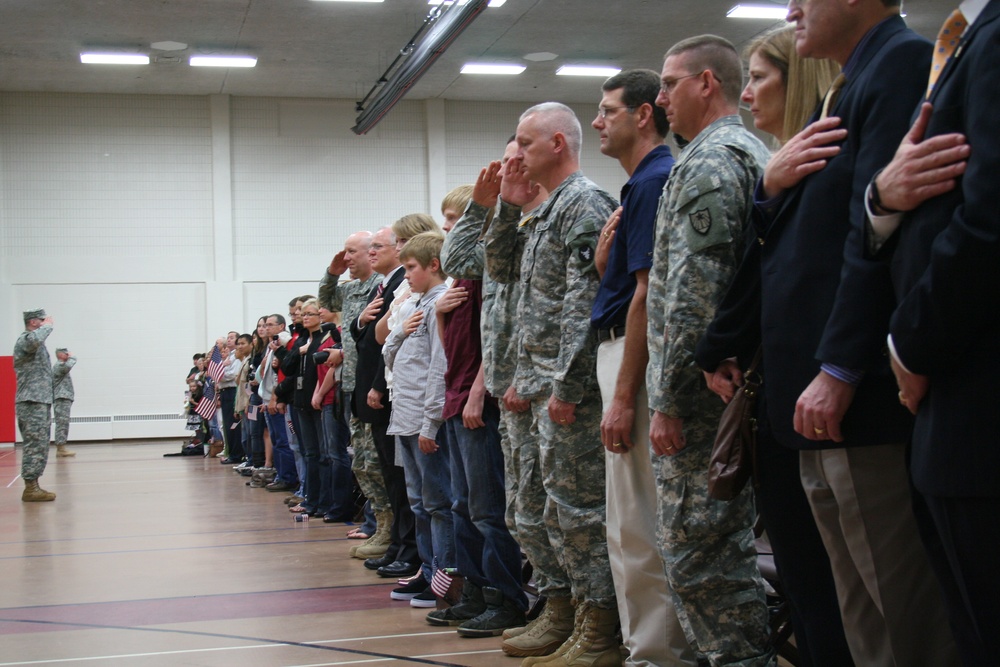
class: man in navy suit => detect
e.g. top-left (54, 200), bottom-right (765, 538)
top-left (866, 1), bottom-right (1000, 662)
top-left (351, 225), bottom-right (419, 577)
top-left (750, 0), bottom-right (960, 663)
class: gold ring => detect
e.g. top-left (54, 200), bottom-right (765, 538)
top-left (559, 419), bottom-right (567, 424)
top-left (898, 391), bottom-right (907, 405)
top-left (612, 442), bottom-right (622, 448)
top-left (814, 427), bottom-right (826, 435)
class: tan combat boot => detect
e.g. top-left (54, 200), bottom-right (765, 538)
top-left (534, 602), bottom-right (622, 667)
top-left (56, 444), bottom-right (76, 457)
top-left (501, 595), bottom-right (574, 658)
top-left (22, 479), bottom-right (56, 502)
top-left (352, 509), bottom-right (393, 559)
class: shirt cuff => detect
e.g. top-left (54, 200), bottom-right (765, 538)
top-left (886, 334), bottom-right (915, 375)
top-left (865, 182), bottom-right (903, 244)
top-left (820, 363), bottom-right (865, 387)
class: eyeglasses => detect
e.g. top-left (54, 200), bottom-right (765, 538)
top-left (660, 70), bottom-right (719, 94)
top-left (301, 311), bottom-right (320, 317)
top-left (597, 105), bottom-right (635, 118)
top-left (370, 243), bottom-right (388, 250)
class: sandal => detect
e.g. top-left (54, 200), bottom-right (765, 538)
top-left (289, 504), bottom-right (309, 513)
top-left (346, 528), bottom-right (370, 539)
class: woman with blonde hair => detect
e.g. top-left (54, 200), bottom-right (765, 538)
top-left (698, 26), bottom-right (853, 667)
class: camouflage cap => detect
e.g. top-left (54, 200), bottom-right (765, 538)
top-left (55, 348), bottom-right (69, 354)
top-left (23, 308), bottom-right (46, 321)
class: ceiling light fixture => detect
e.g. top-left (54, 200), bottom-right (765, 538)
top-left (556, 65), bottom-right (621, 77)
top-left (80, 53), bottom-right (150, 65)
top-left (726, 4), bottom-right (789, 19)
top-left (190, 56), bottom-right (257, 68)
top-left (461, 63), bottom-right (525, 74)
top-left (428, 0), bottom-right (507, 7)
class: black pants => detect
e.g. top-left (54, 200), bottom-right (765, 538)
top-left (220, 387), bottom-right (243, 460)
top-left (370, 421), bottom-right (418, 565)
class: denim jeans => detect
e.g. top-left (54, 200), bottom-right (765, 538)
top-left (321, 402), bottom-right (354, 519)
top-left (295, 405), bottom-right (332, 515)
top-left (396, 431), bottom-right (455, 579)
top-left (446, 404), bottom-right (526, 608)
top-left (286, 409), bottom-right (306, 497)
top-left (265, 411), bottom-right (296, 485)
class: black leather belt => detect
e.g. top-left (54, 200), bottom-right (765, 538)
top-left (596, 325), bottom-right (626, 343)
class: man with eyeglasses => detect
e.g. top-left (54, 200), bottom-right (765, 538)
top-left (745, 0), bottom-right (958, 662)
top-left (645, 35), bottom-right (772, 665)
top-left (589, 70), bottom-right (696, 667)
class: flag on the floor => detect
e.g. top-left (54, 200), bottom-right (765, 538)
top-left (195, 377), bottom-right (218, 421)
top-left (206, 346), bottom-right (225, 383)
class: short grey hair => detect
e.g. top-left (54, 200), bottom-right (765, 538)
top-left (519, 102), bottom-right (582, 157)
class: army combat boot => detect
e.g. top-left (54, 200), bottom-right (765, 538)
top-left (22, 479), bottom-right (56, 502)
top-left (536, 602), bottom-right (622, 667)
top-left (56, 444), bottom-right (76, 457)
top-left (502, 595), bottom-right (574, 657)
top-left (352, 509), bottom-right (393, 558)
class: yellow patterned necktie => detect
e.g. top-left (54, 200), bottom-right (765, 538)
top-left (927, 8), bottom-right (968, 97)
top-left (820, 73), bottom-right (847, 120)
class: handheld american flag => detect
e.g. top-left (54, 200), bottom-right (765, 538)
top-left (195, 377), bottom-right (218, 421)
top-left (206, 346), bottom-right (225, 383)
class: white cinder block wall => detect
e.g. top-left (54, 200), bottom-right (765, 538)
top-left (0, 92), bottom-right (628, 441)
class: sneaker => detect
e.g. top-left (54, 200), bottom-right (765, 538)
top-left (457, 587), bottom-right (526, 637)
top-left (409, 590), bottom-right (437, 608)
top-left (390, 576), bottom-right (429, 601)
top-left (233, 461), bottom-right (250, 472)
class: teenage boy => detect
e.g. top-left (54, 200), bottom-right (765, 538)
top-left (383, 231), bottom-right (455, 609)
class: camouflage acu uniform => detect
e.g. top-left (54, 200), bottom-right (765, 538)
top-left (318, 270), bottom-right (388, 512)
top-left (52, 354), bottom-right (77, 446)
top-left (485, 172), bottom-right (617, 607)
top-left (14, 324), bottom-right (54, 482)
top-left (645, 116), bottom-right (772, 665)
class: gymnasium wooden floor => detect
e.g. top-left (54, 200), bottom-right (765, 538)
top-left (0, 441), bottom-right (515, 667)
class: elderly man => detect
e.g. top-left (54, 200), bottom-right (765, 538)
top-left (645, 35), bottom-right (772, 665)
top-left (749, 0), bottom-right (959, 661)
top-left (15, 308), bottom-right (57, 502)
top-left (485, 102), bottom-right (619, 666)
top-left (319, 231), bottom-right (392, 552)
top-left (52, 348), bottom-right (77, 458)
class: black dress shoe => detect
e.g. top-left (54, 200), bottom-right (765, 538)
top-left (377, 561), bottom-right (420, 578)
top-left (364, 554), bottom-right (395, 571)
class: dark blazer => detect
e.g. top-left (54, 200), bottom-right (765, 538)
top-left (754, 16), bottom-right (930, 449)
top-left (886, 0), bottom-right (1000, 497)
top-left (349, 266), bottom-right (405, 424)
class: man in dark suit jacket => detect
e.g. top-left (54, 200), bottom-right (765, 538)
top-left (750, 0), bottom-right (959, 664)
top-left (866, 1), bottom-right (1000, 661)
top-left (351, 225), bottom-right (419, 575)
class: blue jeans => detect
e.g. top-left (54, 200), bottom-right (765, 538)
top-left (295, 405), bottom-right (332, 514)
top-left (396, 431), bottom-right (455, 578)
top-left (265, 410), bottom-right (296, 485)
top-left (321, 402), bottom-right (354, 519)
top-left (286, 410), bottom-right (306, 497)
top-left (446, 404), bottom-right (526, 608)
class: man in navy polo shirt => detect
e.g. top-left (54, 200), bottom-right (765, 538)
top-left (590, 69), bottom-right (694, 667)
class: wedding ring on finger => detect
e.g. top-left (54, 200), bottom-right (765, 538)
top-left (612, 442), bottom-right (622, 448)
top-left (814, 427), bottom-right (826, 435)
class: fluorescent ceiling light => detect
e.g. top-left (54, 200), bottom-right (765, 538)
top-left (556, 66), bottom-right (621, 77)
top-left (428, 0), bottom-right (507, 7)
top-left (190, 56), bottom-right (257, 68)
top-left (726, 4), bottom-right (789, 19)
top-left (80, 53), bottom-right (149, 65)
top-left (461, 63), bottom-right (525, 74)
